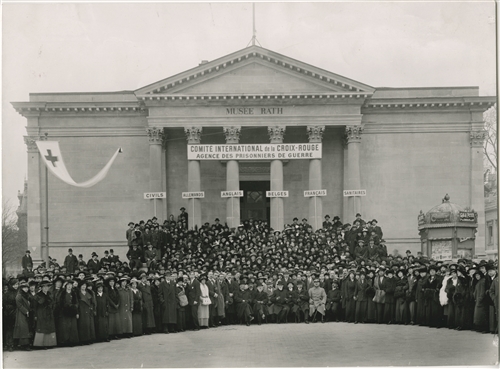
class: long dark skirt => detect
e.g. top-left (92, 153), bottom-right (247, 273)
top-left (355, 301), bottom-right (367, 323)
top-left (132, 312), bottom-right (143, 336)
top-left (58, 316), bottom-right (79, 346)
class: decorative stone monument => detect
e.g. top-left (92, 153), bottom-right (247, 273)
top-left (418, 194), bottom-right (478, 261)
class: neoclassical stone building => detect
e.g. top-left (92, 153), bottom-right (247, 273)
top-left (13, 45), bottom-right (495, 263)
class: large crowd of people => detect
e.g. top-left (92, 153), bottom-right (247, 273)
top-left (3, 211), bottom-right (498, 352)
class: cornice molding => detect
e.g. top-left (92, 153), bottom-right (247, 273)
top-left (147, 114), bottom-right (362, 127)
top-left (362, 96), bottom-right (496, 113)
top-left (12, 102), bottom-right (146, 118)
top-left (29, 127), bottom-right (147, 137)
top-left (362, 121), bottom-right (478, 134)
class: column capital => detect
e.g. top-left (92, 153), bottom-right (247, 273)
top-left (268, 126), bottom-right (286, 144)
top-left (24, 135), bottom-right (46, 152)
top-left (307, 126), bottom-right (325, 143)
top-left (223, 126), bottom-right (241, 144)
top-left (146, 127), bottom-right (164, 145)
top-left (345, 125), bottom-right (363, 144)
top-left (185, 126), bottom-right (202, 144)
top-left (470, 130), bottom-right (487, 147)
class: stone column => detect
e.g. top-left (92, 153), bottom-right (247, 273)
top-left (470, 130), bottom-right (487, 257)
top-left (147, 127), bottom-right (165, 220)
top-left (268, 126), bottom-right (286, 231)
top-left (24, 135), bottom-right (46, 264)
top-left (185, 126), bottom-right (203, 229)
top-left (223, 126), bottom-right (241, 229)
top-left (307, 126), bottom-right (325, 231)
top-left (345, 126), bottom-right (363, 223)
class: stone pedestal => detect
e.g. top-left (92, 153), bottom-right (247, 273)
top-left (147, 127), bottom-right (165, 220)
top-left (224, 126), bottom-right (241, 229)
top-left (307, 126), bottom-right (324, 230)
top-left (268, 126), bottom-right (286, 231)
top-left (345, 126), bottom-right (363, 223)
top-left (185, 127), bottom-right (203, 229)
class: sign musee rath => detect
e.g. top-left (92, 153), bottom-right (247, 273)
top-left (188, 144), bottom-right (322, 160)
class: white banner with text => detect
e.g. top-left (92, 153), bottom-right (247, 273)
top-left (188, 144), bottom-right (322, 160)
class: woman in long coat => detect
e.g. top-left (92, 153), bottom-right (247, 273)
top-left (94, 281), bottom-right (109, 342)
top-left (106, 277), bottom-right (121, 338)
top-left (77, 281), bottom-right (95, 344)
top-left (3, 279), bottom-right (18, 351)
top-left (473, 271), bottom-right (489, 332)
top-left (58, 281), bottom-right (79, 346)
top-left (33, 281), bottom-right (57, 348)
top-left (117, 277), bottom-right (133, 337)
top-left (354, 272), bottom-right (369, 324)
top-left (159, 275), bottom-right (178, 332)
top-left (14, 282), bottom-right (32, 350)
top-left (365, 271), bottom-right (377, 323)
top-left (130, 278), bottom-right (143, 336)
top-left (344, 271), bottom-right (357, 323)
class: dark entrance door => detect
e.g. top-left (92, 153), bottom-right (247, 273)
top-left (240, 181), bottom-right (270, 222)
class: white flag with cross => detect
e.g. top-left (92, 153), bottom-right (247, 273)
top-left (36, 141), bottom-right (122, 188)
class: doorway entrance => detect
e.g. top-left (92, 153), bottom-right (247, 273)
top-left (240, 181), bottom-right (270, 223)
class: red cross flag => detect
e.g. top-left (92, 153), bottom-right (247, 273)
top-left (36, 141), bottom-right (122, 188)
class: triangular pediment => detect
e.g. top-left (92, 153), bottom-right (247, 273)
top-left (135, 45), bottom-right (374, 96)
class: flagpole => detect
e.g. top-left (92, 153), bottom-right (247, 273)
top-left (44, 147), bottom-right (50, 266)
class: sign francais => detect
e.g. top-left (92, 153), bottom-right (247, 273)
top-left (188, 144), bottom-right (322, 161)
top-left (304, 190), bottom-right (327, 197)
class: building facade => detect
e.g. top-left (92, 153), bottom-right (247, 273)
top-left (13, 45), bottom-right (495, 263)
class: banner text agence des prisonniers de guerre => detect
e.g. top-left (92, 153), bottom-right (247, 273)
top-left (187, 144), bottom-right (322, 160)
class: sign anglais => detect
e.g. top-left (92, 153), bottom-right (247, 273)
top-left (221, 191), bottom-right (244, 198)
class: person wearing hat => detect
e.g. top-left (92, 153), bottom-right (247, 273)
top-left (22, 250), bottom-right (33, 275)
top-left (158, 273), bottom-right (178, 333)
top-left (76, 280), bottom-right (95, 345)
top-left (252, 282), bottom-right (269, 325)
top-left (343, 270), bottom-right (357, 323)
top-left (178, 207), bottom-right (188, 229)
top-left (87, 252), bottom-right (101, 275)
top-left (308, 278), bottom-right (326, 323)
top-left (129, 278), bottom-right (144, 336)
top-left (234, 279), bottom-right (254, 326)
top-left (473, 270), bottom-right (489, 333)
top-left (381, 268), bottom-right (397, 324)
top-left (105, 276), bottom-right (121, 340)
top-left (13, 281), bottom-right (32, 350)
top-left (415, 266), bottom-right (428, 326)
top-left (422, 265), bottom-right (442, 328)
top-left (137, 273), bottom-right (156, 335)
top-left (197, 274), bottom-right (211, 328)
top-left (373, 267), bottom-right (387, 324)
top-left (354, 270), bottom-right (369, 324)
top-left (322, 215), bottom-right (332, 230)
top-left (3, 278), bottom-right (19, 351)
top-left (271, 280), bottom-right (289, 324)
top-left (32, 280), bottom-right (57, 348)
top-left (64, 248), bottom-right (78, 274)
top-left (117, 276), bottom-right (133, 338)
top-left (487, 264), bottom-right (498, 333)
top-left (394, 269), bottom-right (407, 324)
top-left (94, 280), bottom-right (109, 342)
top-left (326, 281), bottom-right (341, 322)
top-left (58, 278), bottom-right (80, 346)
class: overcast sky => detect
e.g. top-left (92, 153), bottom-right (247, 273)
top-left (2, 1), bottom-right (496, 208)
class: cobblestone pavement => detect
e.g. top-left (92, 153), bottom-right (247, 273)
top-left (3, 322), bottom-right (498, 368)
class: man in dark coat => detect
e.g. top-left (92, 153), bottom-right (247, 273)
top-left (186, 271), bottom-right (201, 331)
top-left (423, 265), bottom-right (442, 327)
top-left (158, 273), bottom-right (178, 333)
top-left (252, 282), bottom-right (268, 325)
top-left (64, 249), bottom-right (78, 274)
top-left (382, 269), bottom-right (397, 324)
top-left (233, 280), bottom-right (254, 326)
top-left (138, 273), bottom-right (155, 334)
top-left (22, 251), bottom-right (33, 274)
top-left (87, 253), bottom-right (101, 274)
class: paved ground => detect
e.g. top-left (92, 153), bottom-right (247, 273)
top-left (3, 322), bottom-right (498, 368)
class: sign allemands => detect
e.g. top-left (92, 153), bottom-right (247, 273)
top-left (144, 192), bottom-right (166, 199)
top-left (343, 190), bottom-right (367, 197)
top-left (182, 192), bottom-right (205, 199)
top-left (221, 190), bottom-right (244, 198)
top-left (304, 190), bottom-right (327, 197)
top-left (266, 191), bottom-right (289, 198)
top-left (188, 144), bottom-right (322, 160)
